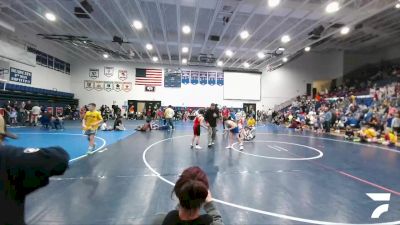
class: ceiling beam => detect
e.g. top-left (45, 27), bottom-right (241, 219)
top-left (199, 0), bottom-right (223, 53)
top-left (187, 0), bottom-right (200, 64)
top-left (133, 0), bottom-right (163, 64)
top-left (215, 0), bottom-right (286, 67)
top-left (33, 0), bottom-right (101, 58)
top-left (91, 0), bottom-right (144, 62)
top-left (257, 0), bottom-right (394, 70)
top-left (155, 0), bottom-right (172, 64)
top-left (209, 0), bottom-right (264, 55)
top-left (176, 0), bottom-right (181, 65)
top-left (11, 0), bottom-right (96, 61)
top-left (249, 0), bottom-right (359, 69)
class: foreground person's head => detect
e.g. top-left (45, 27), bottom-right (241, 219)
top-left (173, 167), bottom-right (209, 214)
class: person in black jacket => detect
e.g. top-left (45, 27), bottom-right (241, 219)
top-left (0, 142), bottom-right (69, 225)
top-left (204, 103), bottom-right (219, 147)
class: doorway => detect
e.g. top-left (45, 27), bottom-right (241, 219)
top-left (128, 100), bottom-right (162, 119)
top-left (243, 103), bottom-right (256, 116)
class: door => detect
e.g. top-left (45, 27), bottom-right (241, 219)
top-left (243, 103), bottom-right (256, 116)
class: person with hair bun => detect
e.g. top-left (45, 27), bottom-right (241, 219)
top-left (160, 166), bottom-right (224, 225)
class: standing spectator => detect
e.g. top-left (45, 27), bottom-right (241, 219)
top-left (18, 101), bottom-right (26, 125)
top-left (164, 105), bottom-right (175, 130)
top-left (128, 105), bottom-right (135, 120)
top-left (323, 107), bottom-right (332, 133)
top-left (391, 113), bottom-right (400, 134)
top-left (25, 100), bottom-right (33, 124)
top-left (205, 103), bottom-right (219, 147)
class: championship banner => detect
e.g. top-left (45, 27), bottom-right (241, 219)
top-left (56, 107), bottom-right (63, 115)
top-left (114, 82), bottom-right (123, 92)
top-left (145, 86), bottom-right (155, 92)
top-left (208, 72), bottom-right (216, 86)
top-left (47, 107), bottom-right (54, 115)
top-left (122, 82), bottom-right (132, 92)
top-left (199, 72), bottom-right (208, 85)
top-left (89, 69), bottom-right (99, 79)
top-left (164, 68), bottom-right (182, 88)
top-left (190, 71), bottom-right (199, 85)
top-left (217, 72), bottom-right (224, 86)
top-left (95, 81), bottom-right (104, 91)
top-left (104, 81), bottom-right (113, 92)
top-left (84, 80), bottom-right (94, 90)
top-left (181, 70), bottom-right (190, 84)
top-left (118, 69), bottom-right (128, 81)
top-left (10, 67), bottom-right (32, 84)
top-left (104, 66), bottom-right (114, 77)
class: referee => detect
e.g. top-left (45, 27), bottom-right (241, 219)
top-left (1, 115), bottom-right (70, 225)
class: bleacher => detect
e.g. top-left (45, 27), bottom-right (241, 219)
top-left (0, 81), bottom-right (78, 105)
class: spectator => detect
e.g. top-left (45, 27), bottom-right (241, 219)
top-left (391, 112), bottom-right (400, 134)
top-left (155, 166), bottom-right (224, 225)
top-left (31, 103), bottom-right (41, 126)
top-left (324, 108), bottom-right (332, 133)
top-left (0, 145), bottom-right (69, 225)
top-left (164, 105), bottom-right (175, 130)
top-left (113, 116), bottom-right (126, 131)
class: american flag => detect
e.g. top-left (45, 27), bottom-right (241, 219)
top-left (135, 68), bottom-right (163, 86)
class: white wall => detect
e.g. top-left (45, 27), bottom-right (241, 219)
top-left (260, 51), bottom-right (344, 109)
top-left (0, 33), bottom-right (72, 92)
top-left (71, 61), bottom-right (260, 108)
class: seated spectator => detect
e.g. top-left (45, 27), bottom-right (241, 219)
top-left (344, 126), bottom-right (355, 141)
top-left (153, 166), bottom-right (224, 225)
top-left (39, 111), bottom-right (52, 129)
top-left (51, 113), bottom-right (65, 130)
top-left (100, 121), bottom-right (113, 131)
top-left (359, 125), bottom-right (378, 143)
top-left (113, 116), bottom-right (126, 131)
top-left (381, 128), bottom-right (397, 146)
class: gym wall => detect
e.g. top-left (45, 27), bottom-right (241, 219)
top-left (71, 61), bottom-right (260, 108)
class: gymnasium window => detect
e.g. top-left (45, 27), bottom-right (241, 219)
top-left (28, 46), bottom-right (71, 75)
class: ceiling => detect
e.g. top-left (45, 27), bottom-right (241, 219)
top-left (0, 0), bottom-right (399, 71)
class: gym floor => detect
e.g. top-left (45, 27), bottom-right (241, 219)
top-left (7, 120), bottom-right (400, 225)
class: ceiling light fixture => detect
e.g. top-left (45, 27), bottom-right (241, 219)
top-left (103, 53), bottom-right (109, 59)
top-left (326, 1), bottom-right (340, 13)
top-left (152, 56), bottom-right (158, 62)
top-left (396, 3), bottom-right (400, 9)
top-left (182, 58), bottom-right (188, 64)
top-left (182, 47), bottom-right (189, 53)
top-left (240, 30), bottom-right (249, 39)
top-left (278, 47), bottom-right (285, 51)
top-left (257, 52), bottom-right (265, 59)
top-left (282, 57), bottom-right (288, 62)
top-left (182, 25), bottom-right (191, 34)
top-left (243, 62), bottom-right (250, 68)
top-left (225, 50), bottom-right (233, 57)
top-left (146, 43), bottom-right (153, 50)
top-left (132, 20), bottom-right (143, 30)
top-left (304, 46), bottom-right (311, 52)
top-left (281, 35), bottom-right (291, 43)
top-left (217, 61), bottom-right (223, 66)
top-left (268, 0), bottom-right (281, 8)
top-left (340, 26), bottom-right (350, 35)
top-left (45, 12), bottom-right (56, 21)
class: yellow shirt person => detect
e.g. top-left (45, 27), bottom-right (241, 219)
top-left (82, 103), bottom-right (103, 154)
top-left (83, 110), bottom-right (103, 131)
top-left (247, 117), bottom-right (256, 127)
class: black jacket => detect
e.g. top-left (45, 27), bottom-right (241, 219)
top-left (0, 145), bottom-right (69, 225)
